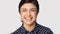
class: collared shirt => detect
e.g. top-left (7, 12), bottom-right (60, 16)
top-left (11, 23), bottom-right (53, 34)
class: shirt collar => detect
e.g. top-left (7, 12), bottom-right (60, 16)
top-left (20, 22), bottom-right (40, 33)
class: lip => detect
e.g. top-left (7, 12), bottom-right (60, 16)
top-left (25, 17), bottom-right (32, 21)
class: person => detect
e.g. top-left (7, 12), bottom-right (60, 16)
top-left (11, 0), bottom-right (53, 34)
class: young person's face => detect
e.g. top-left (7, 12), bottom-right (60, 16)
top-left (20, 3), bottom-right (38, 25)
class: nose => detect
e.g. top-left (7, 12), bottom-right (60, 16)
top-left (27, 11), bottom-right (31, 17)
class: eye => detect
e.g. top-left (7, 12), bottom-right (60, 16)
top-left (31, 9), bottom-right (37, 12)
top-left (21, 8), bottom-right (27, 12)
top-left (32, 9), bottom-right (36, 11)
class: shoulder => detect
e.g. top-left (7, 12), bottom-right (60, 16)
top-left (10, 27), bottom-right (22, 34)
top-left (37, 24), bottom-right (53, 34)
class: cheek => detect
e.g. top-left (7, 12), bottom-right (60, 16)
top-left (20, 12), bottom-right (25, 18)
top-left (31, 13), bottom-right (37, 18)
top-left (32, 12), bottom-right (37, 16)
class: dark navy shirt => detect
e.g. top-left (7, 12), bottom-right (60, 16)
top-left (11, 23), bottom-right (53, 34)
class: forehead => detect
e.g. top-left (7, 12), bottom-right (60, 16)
top-left (21, 3), bottom-right (37, 9)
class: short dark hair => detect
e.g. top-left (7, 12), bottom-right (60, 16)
top-left (18, 0), bottom-right (39, 14)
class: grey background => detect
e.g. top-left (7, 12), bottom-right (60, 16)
top-left (0, 0), bottom-right (60, 34)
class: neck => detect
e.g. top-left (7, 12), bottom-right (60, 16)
top-left (23, 22), bottom-right (36, 32)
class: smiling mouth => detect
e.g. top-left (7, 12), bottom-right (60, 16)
top-left (25, 17), bottom-right (33, 21)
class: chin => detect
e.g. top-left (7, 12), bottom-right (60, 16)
top-left (25, 21), bottom-right (35, 25)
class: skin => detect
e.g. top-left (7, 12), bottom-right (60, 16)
top-left (20, 3), bottom-right (38, 32)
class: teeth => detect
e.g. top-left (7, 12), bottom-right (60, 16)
top-left (26, 18), bottom-right (31, 19)
top-left (26, 18), bottom-right (31, 20)
top-left (25, 17), bottom-right (32, 20)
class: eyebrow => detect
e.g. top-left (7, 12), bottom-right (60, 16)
top-left (21, 8), bottom-right (37, 10)
top-left (31, 8), bottom-right (37, 9)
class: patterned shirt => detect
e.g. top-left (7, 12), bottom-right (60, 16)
top-left (11, 23), bottom-right (53, 34)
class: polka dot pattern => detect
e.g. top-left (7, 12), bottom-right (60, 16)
top-left (11, 23), bottom-right (53, 34)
